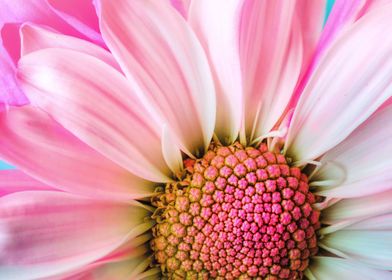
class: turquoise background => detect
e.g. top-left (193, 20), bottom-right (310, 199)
top-left (0, 0), bottom-right (335, 171)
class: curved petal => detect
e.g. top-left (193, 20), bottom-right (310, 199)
top-left (312, 104), bottom-right (392, 198)
top-left (285, 5), bottom-right (392, 163)
top-left (316, 0), bottom-right (392, 65)
top-left (170, 0), bottom-right (191, 18)
top-left (162, 125), bottom-right (183, 175)
top-left (237, 1), bottom-right (302, 142)
top-left (0, 191), bottom-right (152, 280)
top-left (17, 48), bottom-right (170, 182)
top-left (46, 0), bottom-right (104, 45)
top-left (306, 257), bottom-right (392, 280)
top-left (99, 0), bottom-right (216, 156)
top-left (0, 169), bottom-right (53, 196)
top-left (20, 23), bottom-right (120, 71)
top-left (0, 106), bottom-right (154, 201)
top-left (322, 189), bottom-right (392, 225)
top-left (189, 0), bottom-right (243, 144)
top-left (321, 230), bottom-right (392, 270)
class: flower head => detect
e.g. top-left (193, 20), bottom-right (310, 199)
top-left (0, 0), bottom-right (392, 279)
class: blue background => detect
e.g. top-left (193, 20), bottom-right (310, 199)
top-left (0, 0), bottom-right (335, 171)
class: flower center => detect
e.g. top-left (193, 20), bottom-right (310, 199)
top-left (151, 143), bottom-right (320, 279)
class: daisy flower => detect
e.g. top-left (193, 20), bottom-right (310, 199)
top-left (0, 0), bottom-right (392, 279)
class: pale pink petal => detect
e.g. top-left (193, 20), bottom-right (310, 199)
top-left (74, 257), bottom-right (159, 280)
top-left (99, 0), bottom-right (216, 156)
top-left (343, 213), bottom-right (392, 231)
top-left (306, 257), bottom-right (392, 280)
top-left (43, 236), bottom-right (151, 279)
top-left (315, 0), bottom-right (392, 65)
top-left (17, 48), bottom-right (170, 182)
top-left (312, 104), bottom-right (392, 197)
top-left (170, 0), bottom-right (191, 18)
top-left (239, 1), bottom-right (304, 142)
top-left (0, 191), bottom-right (152, 279)
top-left (295, 0), bottom-right (326, 71)
top-left (322, 189), bottom-right (392, 225)
top-left (20, 23), bottom-right (120, 71)
top-left (0, 43), bottom-right (28, 107)
top-left (162, 125), bottom-right (184, 175)
top-left (0, 169), bottom-right (53, 196)
top-left (0, 0), bottom-right (101, 107)
top-left (321, 229), bottom-right (392, 270)
top-left (285, 5), bottom-right (392, 163)
top-left (0, 106), bottom-right (154, 201)
top-left (189, 0), bottom-right (243, 144)
top-left (46, 0), bottom-right (104, 45)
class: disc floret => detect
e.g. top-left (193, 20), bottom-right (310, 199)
top-left (151, 143), bottom-right (320, 279)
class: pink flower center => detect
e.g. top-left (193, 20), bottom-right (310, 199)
top-left (151, 143), bottom-right (320, 279)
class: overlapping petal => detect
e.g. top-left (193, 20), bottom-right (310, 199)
top-left (20, 23), bottom-right (119, 71)
top-left (285, 5), bottom-right (392, 163)
top-left (17, 48), bottom-right (170, 182)
top-left (99, 0), bottom-right (216, 156)
top-left (312, 104), bottom-right (392, 197)
top-left (0, 169), bottom-right (53, 197)
top-left (190, 1), bottom-right (325, 144)
top-left (0, 191), bottom-right (153, 280)
top-left (0, 106), bottom-right (154, 201)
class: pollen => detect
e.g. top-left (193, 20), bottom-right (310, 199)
top-left (151, 143), bottom-right (320, 279)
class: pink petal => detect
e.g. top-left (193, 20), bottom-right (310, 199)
top-left (162, 125), bottom-right (184, 175)
top-left (99, 0), bottom-right (216, 156)
top-left (315, 0), bottom-right (392, 65)
top-left (46, 0), bottom-right (104, 45)
top-left (312, 104), bottom-right (392, 198)
top-left (0, 106), bottom-right (154, 201)
top-left (0, 0), bottom-right (101, 108)
top-left (322, 189), bottom-right (392, 225)
top-left (0, 43), bottom-right (29, 107)
top-left (0, 169), bottom-right (53, 196)
top-left (0, 191), bottom-right (152, 279)
top-left (169, 0), bottom-right (191, 18)
top-left (239, 1), bottom-right (305, 142)
top-left (285, 5), bottom-right (392, 163)
top-left (20, 23), bottom-right (120, 71)
top-left (17, 48), bottom-right (171, 182)
top-left (189, 0), bottom-right (243, 144)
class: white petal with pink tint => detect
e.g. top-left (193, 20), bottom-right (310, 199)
top-left (162, 125), bottom-right (183, 175)
top-left (0, 106), bottom-right (154, 201)
top-left (321, 229), bottom-right (392, 270)
top-left (189, 0), bottom-right (243, 144)
top-left (17, 48), bottom-right (170, 182)
top-left (0, 169), bottom-right (53, 196)
top-left (20, 23), bottom-right (120, 70)
top-left (238, 1), bottom-right (302, 142)
top-left (306, 257), bottom-right (391, 280)
top-left (285, 6), bottom-right (392, 163)
top-left (99, 0), bottom-right (216, 155)
top-left (0, 191), bottom-right (153, 280)
top-left (312, 105), bottom-right (392, 198)
top-left (322, 189), bottom-right (392, 225)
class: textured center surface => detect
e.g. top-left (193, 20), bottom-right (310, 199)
top-left (151, 143), bottom-right (320, 279)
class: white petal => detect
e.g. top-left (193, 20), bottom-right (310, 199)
top-left (321, 230), bottom-right (392, 270)
top-left (285, 5), bottom-right (392, 163)
top-left (312, 105), bottom-right (392, 197)
top-left (162, 125), bottom-right (183, 175)
top-left (322, 189), bottom-right (392, 225)
top-left (306, 257), bottom-right (392, 280)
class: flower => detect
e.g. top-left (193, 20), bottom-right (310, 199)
top-left (0, 0), bottom-right (392, 279)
